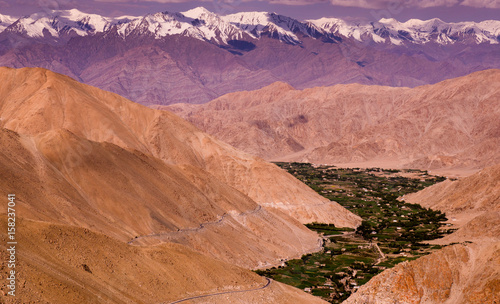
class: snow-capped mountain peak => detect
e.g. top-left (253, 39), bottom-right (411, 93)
top-left (114, 9), bottom-right (235, 43)
top-left (306, 17), bottom-right (371, 41)
top-left (5, 9), bottom-right (123, 38)
top-left (181, 6), bottom-right (213, 19)
top-left (223, 11), bottom-right (311, 44)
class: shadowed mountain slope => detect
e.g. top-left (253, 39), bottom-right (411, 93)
top-left (0, 66), bottom-right (350, 302)
top-left (0, 67), bottom-right (360, 229)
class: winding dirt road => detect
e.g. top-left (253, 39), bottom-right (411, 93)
top-left (128, 206), bottom-right (262, 245)
top-left (373, 242), bottom-right (386, 265)
top-left (163, 278), bottom-right (272, 304)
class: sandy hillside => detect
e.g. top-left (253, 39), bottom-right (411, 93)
top-left (0, 127), bottom-right (328, 268)
top-left (0, 217), bottom-right (327, 304)
top-left (0, 66), bottom-right (357, 303)
top-left (404, 162), bottom-right (500, 243)
top-left (167, 70), bottom-right (500, 173)
top-left (0, 66), bottom-right (360, 228)
top-left (404, 163), bottom-right (500, 221)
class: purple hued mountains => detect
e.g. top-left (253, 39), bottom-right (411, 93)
top-left (1, 7), bottom-right (499, 105)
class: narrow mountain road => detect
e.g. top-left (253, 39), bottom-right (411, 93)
top-left (324, 232), bottom-right (386, 265)
top-left (323, 231), bottom-right (356, 238)
top-left (163, 278), bottom-right (272, 304)
top-left (373, 242), bottom-right (386, 265)
top-left (128, 206), bottom-right (262, 245)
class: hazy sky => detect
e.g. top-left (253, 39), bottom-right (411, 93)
top-left (1, 0), bottom-right (499, 22)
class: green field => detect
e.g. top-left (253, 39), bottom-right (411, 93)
top-left (254, 163), bottom-right (452, 303)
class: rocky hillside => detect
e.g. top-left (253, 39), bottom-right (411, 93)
top-left (343, 241), bottom-right (500, 304)
top-left (168, 70), bottom-right (500, 172)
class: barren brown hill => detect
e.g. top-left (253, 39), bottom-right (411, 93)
top-left (0, 217), bottom-right (327, 304)
top-left (344, 164), bottom-right (500, 304)
top-left (167, 69), bottom-right (500, 172)
top-left (404, 163), bottom-right (500, 223)
top-left (0, 67), bottom-right (360, 229)
top-left (0, 67), bottom-right (345, 302)
top-left (404, 163), bottom-right (500, 243)
top-left (0, 127), bottom-right (328, 268)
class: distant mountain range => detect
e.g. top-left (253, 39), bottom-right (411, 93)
top-left (2, 8), bottom-right (499, 45)
top-left (1, 7), bottom-right (499, 104)
top-left (167, 69), bottom-right (500, 172)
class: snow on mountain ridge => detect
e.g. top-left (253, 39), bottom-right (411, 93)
top-left (112, 8), bottom-right (307, 44)
top-left (5, 9), bottom-right (134, 38)
top-left (114, 9), bottom-right (245, 43)
top-left (308, 16), bottom-right (500, 45)
top-left (306, 17), bottom-right (372, 41)
top-left (223, 11), bottom-right (306, 43)
top-left (0, 14), bottom-right (16, 32)
top-left (1, 7), bottom-right (499, 45)
top-left (181, 6), bottom-right (213, 19)
top-left (181, 8), bottom-right (246, 43)
top-left (376, 17), bottom-right (500, 44)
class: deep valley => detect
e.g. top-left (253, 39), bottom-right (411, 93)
top-left (256, 163), bottom-right (456, 303)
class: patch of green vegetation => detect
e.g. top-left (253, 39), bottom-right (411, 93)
top-left (305, 223), bottom-right (355, 235)
top-left (254, 163), bottom-right (452, 303)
